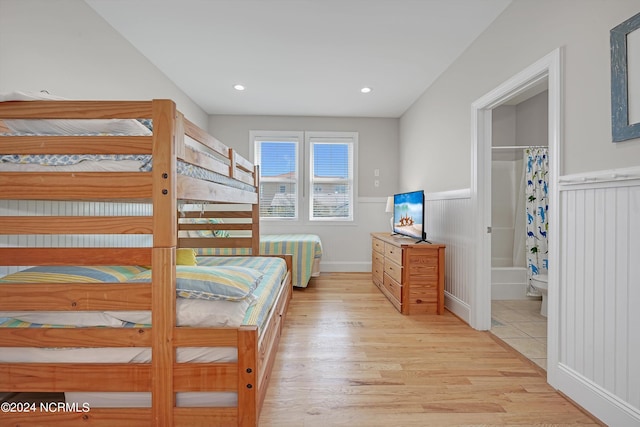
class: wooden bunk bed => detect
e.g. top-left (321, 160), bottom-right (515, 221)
top-left (0, 98), bottom-right (292, 426)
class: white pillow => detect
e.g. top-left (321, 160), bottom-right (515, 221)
top-left (0, 90), bottom-right (67, 101)
top-left (0, 311), bottom-right (125, 327)
top-left (0, 91), bottom-right (152, 136)
top-left (105, 296), bottom-right (256, 327)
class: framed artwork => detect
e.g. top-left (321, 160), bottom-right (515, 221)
top-left (611, 11), bottom-right (640, 142)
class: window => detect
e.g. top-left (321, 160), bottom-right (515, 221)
top-left (251, 130), bottom-right (357, 222)
top-left (307, 132), bottom-right (356, 221)
top-left (251, 131), bottom-right (302, 220)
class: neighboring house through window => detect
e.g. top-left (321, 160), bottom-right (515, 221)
top-left (307, 131), bottom-right (356, 221)
top-left (250, 131), bottom-right (302, 220)
top-left (250, 130), bottom-right (357, 222)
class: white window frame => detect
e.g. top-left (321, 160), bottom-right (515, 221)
top-left (250, 130), bottom-right (357, 224)
top-left (250, 130), bottom-right (303, 221)
top-left (306, 131), bottom-right (357, 222)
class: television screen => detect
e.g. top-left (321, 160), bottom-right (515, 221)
top-left (393, 190), bottom-right (425, 240)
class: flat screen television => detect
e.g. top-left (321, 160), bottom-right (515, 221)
top-left (392, 190), bottom-right (426, 242)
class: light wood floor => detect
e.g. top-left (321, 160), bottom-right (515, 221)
top-left (259, 272), bottom-right (602, 427)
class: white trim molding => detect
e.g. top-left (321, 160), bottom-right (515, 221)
top-left (558, 165), bottom-right (640, 189)
top-left (425, 188), bottom-right (471, 201)
top-left (471, 48), bottom-right (562, 386)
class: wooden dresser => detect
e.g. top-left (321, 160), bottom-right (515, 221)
top-left (371, 232), bottom-right (445, 315)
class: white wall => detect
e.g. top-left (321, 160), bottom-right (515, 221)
top-left (491, 159), bottom-right (522, 266)
top-left (209, 115), bottom-right (399, 198)
top-left (209, 114), bottom-right (399, 271)
top-left (400, 0), bottom-right (640, 194)
top-left (400, 1), bottom-right (640, 425)
top-left (516, 91), bottom-right (548, 147)
top-left (491, 105), bottom-right (516, 148)
top-left (0, 0), bottom-right (207, 127)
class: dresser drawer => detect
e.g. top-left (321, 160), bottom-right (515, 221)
top-left (383, 274), bottom-right (402, 301)
top-left (372, 259), bottom-right (384, 284)
top-left (372, 238), bottom-right (384, 254)
top-left (372, 250), bottom-right (384, 266)
top-left (384, 259), bottom-right (402, 283)
top-left (384, 243), bottom-right (402, 265)
top-left (378, 282), bottom-right (402, 312)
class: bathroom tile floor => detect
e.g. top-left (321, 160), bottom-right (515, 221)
top-left (490, 299), bottom-right (547, 370)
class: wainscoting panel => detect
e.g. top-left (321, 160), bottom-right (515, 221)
top-left (558, 175), bottom-right (640, 424)
top-left (425, 189), bottom-right (473, 322)
top-left (0, 200), bottom-right (152, 276)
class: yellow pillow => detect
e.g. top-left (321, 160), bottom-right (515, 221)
top-left (177, 248), bottom-right (197, 266)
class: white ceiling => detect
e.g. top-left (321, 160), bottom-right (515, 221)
top-left (85, 0), bottom-right (511, 118)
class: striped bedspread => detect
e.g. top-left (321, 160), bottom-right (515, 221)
top-left (0, 256), bottom-right (287, 333)
top-left (0, 318), bottom-right (74, 328)
top-left (196, 256), bottom-right (287, 331)
top-left (197, 234), bottom-right (322, 288)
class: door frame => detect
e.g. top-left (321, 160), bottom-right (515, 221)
top-left (470, 48), bottom-right (562, 385)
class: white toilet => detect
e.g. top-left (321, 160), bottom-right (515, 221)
top-left (530, 274), bottom-right (548, 317)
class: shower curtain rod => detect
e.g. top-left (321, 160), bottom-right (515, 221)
top-left (491, 145), bottom-right (548, 150)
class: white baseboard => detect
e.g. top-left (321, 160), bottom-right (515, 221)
top-left (320, 261), bottom-right (371, 272)
top-left (444, 292), bottom-right (470, 324)
top-left (555, 364), bottom-right (640, 426)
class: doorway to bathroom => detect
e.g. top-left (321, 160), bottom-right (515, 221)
top-left (470, 48), bottom-right (562, 384)
top-left (490, 89), bottom-right (549, 370)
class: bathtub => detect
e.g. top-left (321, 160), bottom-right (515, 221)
top-left (491, 265), bottom-right (529, 300)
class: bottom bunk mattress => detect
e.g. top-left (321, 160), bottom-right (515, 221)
top-left (198, 233), bottom-right (322, 288)
top-left (0, 256), bottom-right (288, 408)
top-left (0, 257), bottom-right (286, 330)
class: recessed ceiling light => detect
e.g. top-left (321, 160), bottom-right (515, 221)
top-left (360, 87), bottom-right (372, 94)
top-left (233, 84), bottom-right (245, 91)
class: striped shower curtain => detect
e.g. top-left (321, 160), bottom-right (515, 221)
top-left (525, 147), bottom-right (549, 296)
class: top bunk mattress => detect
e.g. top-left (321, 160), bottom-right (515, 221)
top-left (0, 154), bottom-right (256, 193)
top-left (0, 92), bottom-right (256, 193)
